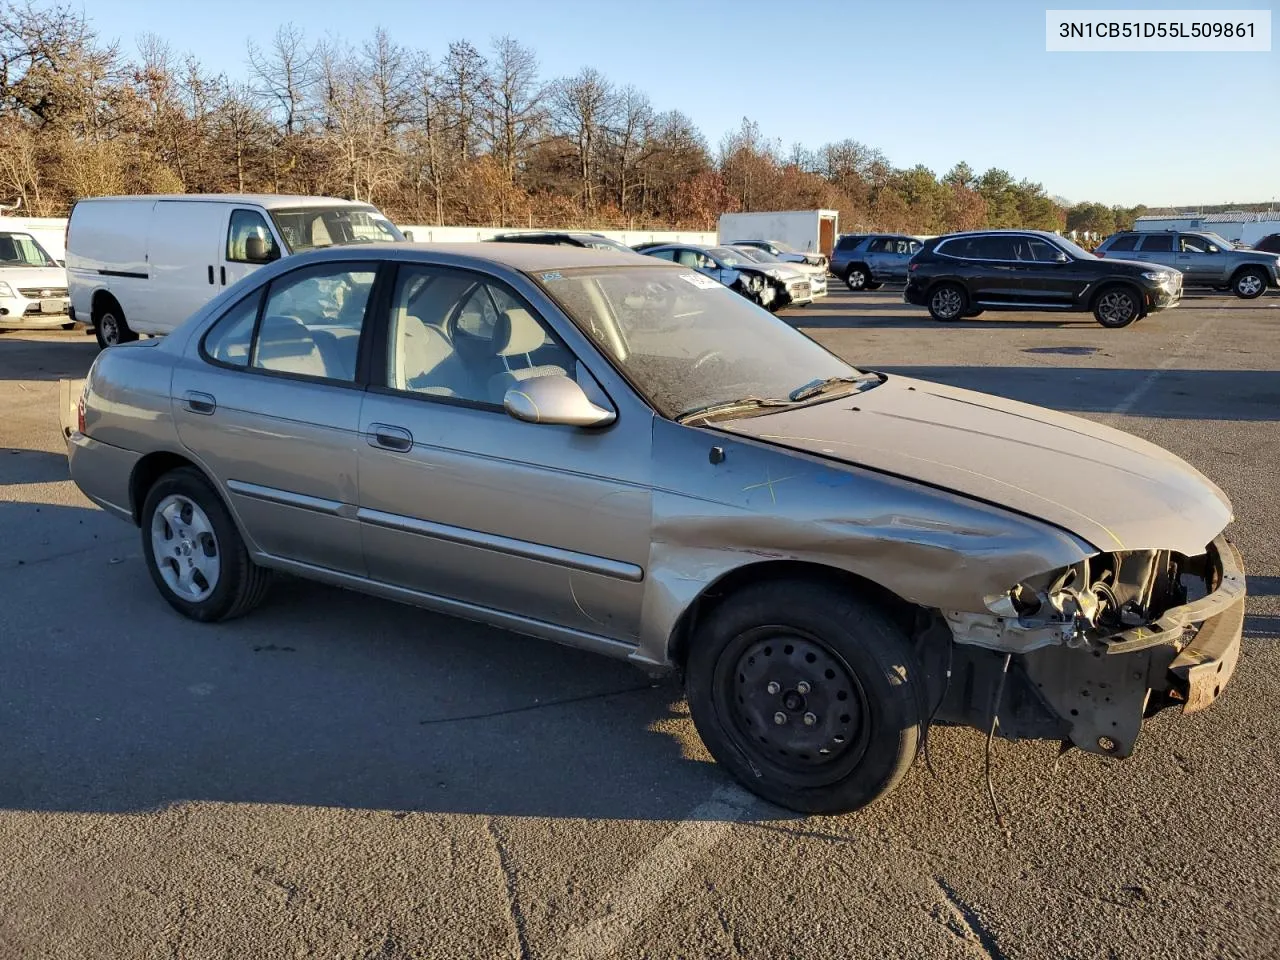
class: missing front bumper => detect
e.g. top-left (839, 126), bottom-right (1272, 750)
top-left (931, 535), bottom-right (1246, 757)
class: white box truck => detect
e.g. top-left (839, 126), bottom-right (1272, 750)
top-left (66, 194), bottom-right (404, 349)
top-left (718, 210), bottom-right (840, 261)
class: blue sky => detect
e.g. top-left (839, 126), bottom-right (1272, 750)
top-left (79, 0), bottom-right (1277, 207)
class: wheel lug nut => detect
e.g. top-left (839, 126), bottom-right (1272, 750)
top-left (766, 681), bottom-right (780, 695)
top-left (803, 712), bottom-right (817, 726)
top-left (796, 681), bottom-right (811, 695)
top-left (773, 712), bottom-right (787, 725)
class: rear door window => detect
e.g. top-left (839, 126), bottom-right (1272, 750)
top-left (971, 236), bottom-right (1018, 260)
top-left (1107, 235), bottom-right (1138, 251)
top-left (1138, 235), bottom-right (1175, 252)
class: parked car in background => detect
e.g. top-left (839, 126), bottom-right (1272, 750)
top-left (491, 231), bottom-right (639, 254)
top-left (58, 241), bottom-right (1247, 815)
top-left (717, 210), bottom-right (839, 263)
top-left (66, 194), bottom-right (405, 349)
top-left (726, 243), bottom-right (828, 299)
top-left (904, 229), bottom-right (1182, 327)
top-left (726, 239), bottom-right (829, 272)
top-left (638, 243), bottom-right (813, 310)
top-left (1095, 230), bottom-right (1279, 299)
top-left (830, 233), bottom-right (922, 291)
top-left (1247, 233), bottom-right (1280, 254)
top-left (0, 229), bottom-right (74, 332)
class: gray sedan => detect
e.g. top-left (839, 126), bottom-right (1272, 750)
top-left (61, 242), bottom-right (1246, 814)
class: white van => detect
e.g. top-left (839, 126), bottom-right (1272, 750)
top-left (66, 194), bottom-right (405, 348)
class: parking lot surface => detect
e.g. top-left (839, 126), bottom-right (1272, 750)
top-left (2, 289), bottom-right (1277, 959)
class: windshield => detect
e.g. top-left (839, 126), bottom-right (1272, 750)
top-left (767, 240), bottom-right (798, 253)
top-left (534, 265), bottom-right (860, 420)
top-left (1202, 232), bottom-right (1235, 249)
top-left (1053, 235), bottom-right (1097, 260)
top-left (270, 206), bottom-right (404, 252)
top-left (580, 236), bottom-right (634, 253)
top-left (0, 232), bottom-right (58, 268)
top-left (730, 246), bottom-right (780, 264)
top-left (707, 246), bottom-right (754, 267)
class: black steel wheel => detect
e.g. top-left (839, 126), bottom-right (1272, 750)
top-left (685, 580), bottom-right (923, 814)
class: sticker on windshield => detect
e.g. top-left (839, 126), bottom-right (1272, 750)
top-left (541, 271), bottom-right (563, 282)
top-left (679, 273), bottom-right (722, 290)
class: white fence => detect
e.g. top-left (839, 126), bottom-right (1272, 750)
top-left (0, 215), bottom-right (715, 261)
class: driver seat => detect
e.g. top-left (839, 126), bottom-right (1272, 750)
top-left (486, 308), bottom-right (568, 404)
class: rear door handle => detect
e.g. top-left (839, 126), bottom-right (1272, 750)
top-left (220, 266), bottom-right (226, 285)
top-left (368, 423), bottom-right (413, 452)
top-left (185, 391), bottom-right (216, 415)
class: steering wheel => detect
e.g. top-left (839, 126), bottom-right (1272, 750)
top-left (692, 350), bottom-right (725, 372)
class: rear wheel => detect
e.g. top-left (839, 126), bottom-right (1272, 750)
top-left (93, 299), bottom-right (138, 349)
top-left (1093, 285), bottom-right (1140, 328)
top-left (141, 467), bottom-right (272, 622)
top-left (927, 283), bottom-right (966, 321)
top-left (1232, 267), bottom-right (1267, 299)
top-left (844, 265), bottom-right (870, 291)
top-left (685, 580), bottom-right (923, 815)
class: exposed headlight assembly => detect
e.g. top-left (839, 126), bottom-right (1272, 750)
top-left (0, 281), bottom-right (15, 298)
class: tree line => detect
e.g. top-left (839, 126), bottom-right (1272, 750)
top-left (0, 1), bottom-right (1165, 234)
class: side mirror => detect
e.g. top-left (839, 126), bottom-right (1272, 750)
top-left (402, 230), bottom-right (415, 242)
top-left (245, 236), bottom-right (279, 263)
top-left (1055, 251), bottom-right (1070, 263)
top-left (503, 374), bottom-right (616, 428)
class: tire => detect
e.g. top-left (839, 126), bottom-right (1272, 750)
top-left (61, 321), bottom-right (77, 331)
top-left (927, 283), bottom-right (966, 322)
top-left (844, 265), bottom-right (870, 291)
top-left (1231, 267), bottom-right (1267, 300)
top-left (93, 299), bottom-right (139, 349)
top-left (685, 580), bottom-right (923, 815)
top-left (1092, 285), bottom-right (1140, 328)
top-left (140, 466), bottom-right (272, 622)
top-left (962, 308), bottom-right (984, 318)
top-left (864, 281), bottom-right (884, 291)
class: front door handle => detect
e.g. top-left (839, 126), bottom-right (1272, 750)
top-left (185, 391), bottom-right (216, 415)
top-left (368, 423), bottom-right (413, 452)
top-left (207, 265), bottom-right (214, 284)
top-left (220, 266), bottom-right (226, 285)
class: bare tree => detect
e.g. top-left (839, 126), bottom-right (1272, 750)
top-left (246, 24), bottom-right (316, 137)
top-left (482, 36), bottom-right (545, 187)
top-left (552, 67), bottom-right (615, 214)
top-left (441, 40), bottom-right (487, 166)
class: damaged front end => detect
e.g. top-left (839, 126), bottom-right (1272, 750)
top-left (926, 534), bottom-right (1246, 757)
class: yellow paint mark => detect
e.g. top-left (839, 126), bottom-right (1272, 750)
top-left (742, 469), bottom-right (796, 505)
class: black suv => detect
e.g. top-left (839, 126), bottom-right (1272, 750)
top-left (904, 230), bottom-right (1182, 328)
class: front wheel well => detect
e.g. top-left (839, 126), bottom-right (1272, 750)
top-left (666, 560), bottom-right (922, 670)
top-left (91, 289), bottom-right (123, 321)
top-left (1230, 263), bottom-right (1268, 282)
top-left (1088, 280), bottom-right (1146, 314)
top-left (129, 451), bottom-right (204, 524)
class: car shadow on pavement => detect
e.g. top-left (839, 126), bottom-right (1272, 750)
top-left (869, 365), bottom-right (1280, 421)
top-left (0, 503), bottom-right (801, 822)
top-left (0, 448), bottom-right (70, 484)
top-left (0, 333), bottom-right (97, 382)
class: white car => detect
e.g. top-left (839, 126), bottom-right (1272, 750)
top-left (727, 243), bottom-right (828, 299)
top-left (0, 230), bottom-right (73, 332)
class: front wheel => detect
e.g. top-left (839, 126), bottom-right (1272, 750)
top-left (141, 467), bottom-right (272, 622)
top-left (1093, 286), bottom-right (1140, 327)
top-left (962, 308), bottom-right (984, 318)
top-left (685, 581), bottom-right (923, 815)
top-left (1232, 268), bottom-right (1267, 299)
top-left (927, 283), bottom-right (966, 321)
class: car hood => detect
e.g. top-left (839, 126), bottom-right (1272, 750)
top-left (1094, 256), bottom-right (1174, 273)
top-left (0, 265), bottom-right (66, 289)
top-left (712, 374), bottom-right (1232, 556)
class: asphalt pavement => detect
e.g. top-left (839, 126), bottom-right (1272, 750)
top-left (1, 288), bottom-right (1277, 959)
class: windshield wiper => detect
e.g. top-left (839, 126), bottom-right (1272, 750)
top-left (788, 373), bottom-right (880, 403)
top-left (676, 396), bottom-right (795, 425)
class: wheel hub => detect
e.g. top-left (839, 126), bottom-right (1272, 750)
top-left (727, 633), bottom-right (866, 770)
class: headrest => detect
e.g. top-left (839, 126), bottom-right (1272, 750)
top-left (494, 307), bottom-right (547, 357)
top-left (246, 235), bottom-right (268, 261)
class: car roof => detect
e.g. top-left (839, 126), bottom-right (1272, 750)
top-left (286, 241), bottom-right (656, 272)
top-left (938, 229), bottom-right (1061, 239)
top-left (76, 194), bottom-right (375, 210)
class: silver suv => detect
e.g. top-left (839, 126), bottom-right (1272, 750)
top-left (1095, 230), bottom-right (1280, 299)
top-left (829, 233), bottom-right (922, 291)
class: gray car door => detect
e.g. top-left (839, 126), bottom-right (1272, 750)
top-left (1175, 234), bottom-right (1226, 283)
top-left (355, 262), bottom-right (652, 643)
top-left (1134, 233), bottom-right (1178, 268)
top-left (173, 259), bottom-right (379, 574)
